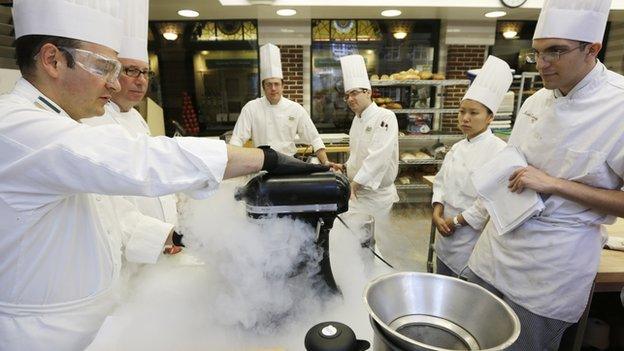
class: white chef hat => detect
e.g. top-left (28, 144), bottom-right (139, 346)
top-left (533, 0), bottom-right (611, 43)
top-left (462, 55), bottom-right (513, 114)
top-left (260, 43), bottom-right (283, 81)
top-left (119, 0), bottom-right (149, 62)
top-left (13, 0), bottom-right (123, 53)
top-left (340, 54), bottom-right (371, 93)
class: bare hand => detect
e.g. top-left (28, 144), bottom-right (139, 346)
top-left (508, 165), bottom-right (559, 194)
top-left (164, 245), bottom-right (183, 255)
top-left (327, 162), bottom-right (344, 173)
top-left (433, 213), bottom-right (454, 236)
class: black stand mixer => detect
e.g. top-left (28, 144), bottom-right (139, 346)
top-left (234, 171), bottom-right (350, 292)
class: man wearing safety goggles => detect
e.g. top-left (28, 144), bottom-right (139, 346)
top-left (0, 1), bottom-right (328, 351)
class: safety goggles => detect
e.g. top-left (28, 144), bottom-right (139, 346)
top-left (58, 46), bottom-right (122, 85)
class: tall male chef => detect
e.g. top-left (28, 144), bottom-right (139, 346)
top-left (466, 0), bottom-right (624, 349)
top-left (81, 0), bottom-right (184, 255)
top-left (230, 43), bottom-right (332, 166)
top-left (0, 1), bottom-right (327, 350)
top-left (338, 54), bottom-right (399, 259)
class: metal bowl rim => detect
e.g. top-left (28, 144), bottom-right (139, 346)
top-left (362, 271), bottom-right (521, 351)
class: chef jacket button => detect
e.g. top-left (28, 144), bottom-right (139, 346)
top-left (95, 196), bottom-right (102, 201)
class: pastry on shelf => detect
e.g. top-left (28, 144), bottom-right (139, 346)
top-left (432, 73), bottom-right (446, 80)
top-left (385, 102), bottom-right (403, 109)
top-left (419, 71), bottom-right (433, 80)
top-left (370, 74), bottom-right (380, 81)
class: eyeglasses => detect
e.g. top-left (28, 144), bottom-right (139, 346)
top-left (343, 89), bottom-right (368, 101)
top-left (58, 46), bottom-right (122, 85)
top-left (525, 44), bottom-right (586, 64)
top-left (123, 67), bottom-right (150, 78)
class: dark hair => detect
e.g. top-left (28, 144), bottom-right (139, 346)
top-left (15, 35), bottom-right (82, 76)
top-left (486, 106), bottom-right (493, 116)
top-left (262, 78), bottom-right (284, 86)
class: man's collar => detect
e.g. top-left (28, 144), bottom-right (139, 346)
top-left (14, 78), bottom-right (69, 117)
top-left (358, 102), bottom-right (376, 121)
top-left (554, 60), bottom-right (604, 99)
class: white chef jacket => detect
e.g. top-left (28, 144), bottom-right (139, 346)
top-left (345, 103), bottom-right (399, 214)
top-left (230, 96), bottom-right (325, 156)
top-left (469, 62), bottom-right (624, 323)
top-left (0, 78), bottom-right (228, 350)
top-left (82, 102), bottom-right (179, 227)
top-left (432, 129), bottom-right (506, 274)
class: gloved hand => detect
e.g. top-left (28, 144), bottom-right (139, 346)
top-left (172, 231), bottom-right (185, 247)
top-left (259, 146), bottom-right (330, 175)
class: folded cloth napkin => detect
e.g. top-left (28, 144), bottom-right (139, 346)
top-left (471, 146), bottom-right (545, 235)
top-left (605, 236), bottom-right (624, 251)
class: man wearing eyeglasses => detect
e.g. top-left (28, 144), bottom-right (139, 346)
top-left (465, 0), bottom-right (624, 349)
top-left (81, 1), bottom-right (183, 257)
top-left (339, 54), bottom-right (399, 222)
top-left (231, 43), bottom-right (333, 167)
top-left (0, 1), bottom-right (328, 350)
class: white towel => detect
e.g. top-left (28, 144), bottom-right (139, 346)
top-left (471, 146), bottom-right (545, 235)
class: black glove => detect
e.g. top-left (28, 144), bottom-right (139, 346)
top-left (172, 231), bottom-right (185, 247)
top-left (259, 146), bottom-right (330, 176)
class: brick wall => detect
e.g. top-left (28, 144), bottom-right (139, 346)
top-left (277, 45), bottom-right (304, 104)
top-left (441, 45), bottom-right (487, 132)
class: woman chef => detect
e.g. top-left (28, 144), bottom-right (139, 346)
top-left (431, 56), bottom-right (513, 276)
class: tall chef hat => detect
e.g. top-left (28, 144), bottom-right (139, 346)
top-left (119, 0), bottom-right (149, 62)
top-left (13, 0), bottom-right (123, 52)
top-left (340, 54), bottom-right (371, 92)
top-left (533, 0), bottom-right (611, 43)
top-left (260, 43), bottom-right (283, 81)
top-left (462, 55), bottom-right (513, 114)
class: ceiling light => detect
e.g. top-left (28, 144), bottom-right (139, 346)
top-left (200, 50), bottom-right (209, 55)
top-left (163, 31), bottom-right (178, 41)
top-left (177, 9), bottom-right (199, 18)
top-left (276, 9), bottom-right (296, 16)
top-left (381, 9), bottom-right (402, 17)
top-left (280, 28), bottom-right (295, 33)
top-left (393, 31), bottom-right (407, 40)
top-left (485, 11), bottom-right (507, 18)
top-left (502, 30), bottom-right (518, 39)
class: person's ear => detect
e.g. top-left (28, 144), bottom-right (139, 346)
top-left (586, 43), bottom-right (602, 60)
top-left (37, 43), bottom-right (63, 79)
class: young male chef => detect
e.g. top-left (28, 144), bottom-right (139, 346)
top-left (231, 43), bottom-right (332, 166)
top-left (339, 54), bottom-right (399, 220)
top-left (0, 1), bottom-right (327, 350)
top-left (466, 0), bottom-right (624, 349)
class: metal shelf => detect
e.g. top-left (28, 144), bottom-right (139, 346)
top-left (399, 159), bottom-right (443, 165)
top-left (371, 79), bottom-right (470, 87)
top-left (395, 183), bottom-right (432, 191)
top-left (399, 134), bottom-right (463, 141)
top-left (390, 108), bottom-right (459, 114)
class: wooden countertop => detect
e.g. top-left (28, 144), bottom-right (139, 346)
top-left (296, 145), bottom-right (350, 154)
top-left (597, 218), bottom-right (624, 289)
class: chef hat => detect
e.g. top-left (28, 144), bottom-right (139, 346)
top-left (119, 0), bottom-right (149, 62)
top-left (462, 55), bottom-right (513, 114)
top-left (340, 54), bottom-right (371, 93)
top-left (260, 43), bottom-right (283, 81)
top-left (533, 0), bottom-right (611, 43)
top-left (13, 0), bottom-right (123, 52)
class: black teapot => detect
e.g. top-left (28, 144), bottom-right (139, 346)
top-left (305, 321), bottom-right (371, 351)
